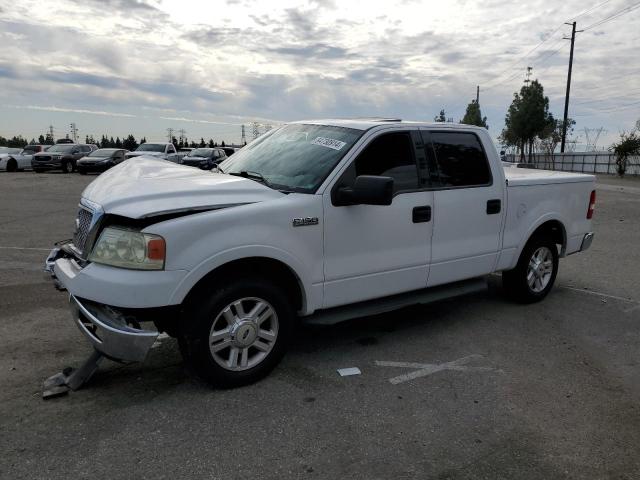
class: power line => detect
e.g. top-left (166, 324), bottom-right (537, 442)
top-left (569, 0), bottom-right (614, 22)
top-left (582, 1), bottom-right (640, 30)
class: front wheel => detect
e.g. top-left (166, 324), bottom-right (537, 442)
top-left (62, 160), bottom-right (73, 174)
top-left (179, 276), bottom-right (294, 388)
top-left (6, 159), bottom-right (17, 172)
top-left (502, 235), bottom-right (559, 303)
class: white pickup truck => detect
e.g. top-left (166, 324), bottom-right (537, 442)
top-left (44, 119), bottom-right (595, 393)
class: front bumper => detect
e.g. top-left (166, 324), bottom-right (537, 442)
top-left (70, 295), bottom-right (158, 362)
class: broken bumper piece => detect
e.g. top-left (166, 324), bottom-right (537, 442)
top-left (70, 295), bottom-right (159, 362)
top-left (43, 296), bottom-right (159, 399)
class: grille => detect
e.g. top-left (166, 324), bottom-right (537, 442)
top-left (73, 207), bottom-right (94, 253)
top-left (37, 156), bottom-right (52, 162)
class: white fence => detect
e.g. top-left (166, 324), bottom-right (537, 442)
top-left (504, 152), bottom-right (640, 176)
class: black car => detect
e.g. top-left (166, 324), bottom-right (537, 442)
top-left (32, 144), bottom-right (97, 173)
top-left (77, 148), bottom-right (128, 174)
top-left (181, 147), bottom-right (227, 170)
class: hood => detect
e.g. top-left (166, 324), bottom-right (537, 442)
top-left (81, 157), bottom-right (283, 218)
top-left (126, 151), bottom-right (165, 158)
top-left (79, 155), bottom-right (110, 161)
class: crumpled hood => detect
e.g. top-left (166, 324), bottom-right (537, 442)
top-left (81, 157), bottom-right (283, 218)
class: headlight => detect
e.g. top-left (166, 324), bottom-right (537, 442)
top-left (89, 227), bottom-right (165, 270)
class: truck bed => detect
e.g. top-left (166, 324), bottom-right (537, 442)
top-left (504, 166), bottom-right (594, 186)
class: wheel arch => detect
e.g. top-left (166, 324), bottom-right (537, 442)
top-left (176, 255), bottom-right (308, 315)
top-left (519, 217), bottom-right (567, 260)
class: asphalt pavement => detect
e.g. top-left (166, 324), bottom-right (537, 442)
top-left (1, 171), bottom-right (639, 479)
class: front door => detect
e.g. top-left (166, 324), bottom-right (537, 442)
top-left (323, 130), bottom-right (434, 308)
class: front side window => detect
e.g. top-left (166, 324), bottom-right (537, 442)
top-left (218, 123), bottom-right (363, 193)
top-left (429, 132), bottom-right (491, 187)
top-left (353, 132), bottom-right (418, 193)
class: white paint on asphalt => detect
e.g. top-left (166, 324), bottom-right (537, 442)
top-left (375, 355), bottom-right (497, 385)
top-left (337, 367), bottom-right (361, 377)
top-left (560, 285), bottom-right (639, 305)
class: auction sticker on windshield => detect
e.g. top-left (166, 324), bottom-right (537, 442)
top-left (311, 137), bottom-right (346, 151)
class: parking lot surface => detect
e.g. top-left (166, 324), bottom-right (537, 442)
top-left (1, 171), bottom-right (639, 479)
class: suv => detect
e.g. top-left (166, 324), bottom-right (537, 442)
top-left (32, 144), bottom-right (97, 173)
top-left (181, 147), bottom-right (227, 170)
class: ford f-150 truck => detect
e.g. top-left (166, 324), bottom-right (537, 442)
top-left (43, 119), bottom-right (595, 393)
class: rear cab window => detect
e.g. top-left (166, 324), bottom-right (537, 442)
top-left (423, 131), bottom-right (492, 188)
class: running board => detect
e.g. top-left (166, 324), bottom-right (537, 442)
top-left (303, 277), bottom-right (488, 326)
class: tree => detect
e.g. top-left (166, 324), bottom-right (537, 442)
top-left (461, 100), bottom-right (488, 129)
top-left (38, 134), bottom-right (46, 144)
top-left (7, 136), bottom-right (27, 148)
top-left (434, 109), bottom-right (446, 122)
top-left (44, 133), bottom-right (55, 145)
top-left (221, 140), bottom-right (226, 147)
top-left (611, 131), bottom-right (640, 177)
top-left (208, 139), bottom-right (214, 147)
top-left (172, 136), bottom-right (178, 149)
top-left (500, 79), bottom-right (551, 162)
top-left (538, 117), bottom-right (575, 157)
top-left (199, 137), bottom-right (206, 148)
top-left (115, 136), bottom-right (122, 148)
top-left (123, 134), bottom-right (138, 151)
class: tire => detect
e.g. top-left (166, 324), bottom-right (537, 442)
top-left (6, 159), bottom-right (17, 172)
top-left (502, 235), bottom-right (559, 303)
top-left (179, 275), bottom-right (294, 388)
top-left (62, 160), bottom-right (73, 174)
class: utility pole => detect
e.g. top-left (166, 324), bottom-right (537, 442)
top-left (178, 128), bottom-right (187, 145)
top-left (69, 123), bottom-right (78, 143)
top-left (561, 21), bottom-right (582, 153)
top-left (48, 125), bottom-right (54, 143)
top-left (524, 66), bottom-right (532, 85)
top-left (476, 85), bottom-right (479, 104)
top-left (241, 124), bottom-right (246, 145)
top-left (166, 127), bottom-right (174, 143)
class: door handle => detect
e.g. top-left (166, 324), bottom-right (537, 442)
top-left (486, 199), bottom-right (501, 215)
top-left (412, 205), bottom-right (432, 223)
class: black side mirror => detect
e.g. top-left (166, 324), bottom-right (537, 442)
top-left (335, 175), bottom-right (394, 206)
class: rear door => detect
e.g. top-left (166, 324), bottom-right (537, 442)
top-left (421, 129), bottom-right (504, 287)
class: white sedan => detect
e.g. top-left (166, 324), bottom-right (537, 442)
top-left (0, 145), bottom-right (48, 171)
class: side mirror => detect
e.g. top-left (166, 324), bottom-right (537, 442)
top-left (335, 175), bottom-right (394, 206)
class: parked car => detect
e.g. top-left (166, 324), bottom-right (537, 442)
top-left (181, 147), bottom-right (227, 170)
top-left (221, 147), bottom-right (237, 157)
top-left (125, 142), bottom-right (180, 163)
top-left (77, 148), bottom-right (128, 174)
top-left (45, 119), bottom-right (596, 392)
top-left (0, 147), bottom-right (27, 172)
top-left (32, 144), bottom-right (97, 173)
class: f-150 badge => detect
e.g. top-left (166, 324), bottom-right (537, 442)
top-left (292, 217), bottom-right (319, 227)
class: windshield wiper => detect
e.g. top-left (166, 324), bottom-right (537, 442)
top-left (228, 170), bottom-right (296, 194)
top-left (229, 170), bottom-right (269, 186)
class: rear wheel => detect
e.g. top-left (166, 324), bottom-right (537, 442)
top-left (6, 159), bottom-right (17, 172)
top-left (179, 276), bottom-right (294, 388)
top-left (502, 235), bottom-right (559, 303)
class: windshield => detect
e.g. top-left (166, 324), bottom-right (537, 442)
top-left (136, 143), bottom-right (165, 152)
top-left (47, 144), bottom-right (75, 153)
top-left (89, 149), bottom-right (118, 157)
top-left (189, 148), bottom-right (213, 157)
top-left (218, 124), bottom-right (363, 193)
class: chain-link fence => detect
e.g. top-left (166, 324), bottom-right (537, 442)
top-left (504, 153), bottom-right (640, 176)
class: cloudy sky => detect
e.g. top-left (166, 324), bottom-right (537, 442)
top-left (0, 0), bottom-right (638, 147)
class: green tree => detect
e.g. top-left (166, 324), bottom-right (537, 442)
top-left (199, 137), bottom-right (206, 148)
top-left (434, 109), bottom-right (446, 122)
top-left (123, 134), bottom-right (138, 151)
top-left (7, 136), bottom-right (27, 148)
top-left (461, 100), bottom-right (488, 129)
top-left (500, 79), bottom-right (551, 162)
top-left (38, 134), bottom-right (46, 144)
top-left (115, 137), bottom-right (122, 148)
top-left (208, 139), bottom-right (214, 147)
top-left (611, 131), bottom-right (640, 177)
top-left (221, 140), bottom-right (226, 147)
